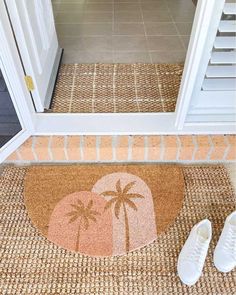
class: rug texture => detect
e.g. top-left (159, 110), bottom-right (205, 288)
top-left (1, 166), bottom-right (236, 295)
top-left (24, 165), bottom-right (184, 256)
top-left (50, 63), bottom-right (183, 113)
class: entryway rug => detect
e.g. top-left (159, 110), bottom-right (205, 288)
top-left (24, 165), bottom-right (184, 257)
top-left (1, 166), bottom-right (236, 294)
top-left (50, 63), bottom-right (183, 113)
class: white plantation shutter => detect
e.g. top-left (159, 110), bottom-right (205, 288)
top-left (187, 0), bottom-right (236, 123)
top-left (204, 1), bottom-right (236, 91)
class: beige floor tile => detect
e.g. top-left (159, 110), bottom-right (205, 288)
top-left (113, 23), bottom-right (145, 35)
top-left (113, 51), bottom-right (151, 63)
top-left (62, 51), bottom-right (114, 64)
top-left (53, 0), bottom-right (85, 2)
top-left (175, 22), bottom-right (193, 35)
top-left (150, 51), bottom-right (186, 63)
top-left (60, 36), bottom-right (113, 51)
top-left (85, 3), bottom-right (113, 12)
top-left (113, 36), bottom-right (148, 51)
top-left (147, 36), bottom-right (184, 51)
top-left (141, 1), bottom-right (168, 11)
top-left (56, 23), bottom-right (113, 36)
top-left (170, 10), bottom-right (196, 22)
top-left (114, 0), bottom-right (139, 2)
top-left (114, 3), bottom-right (141, 12)
top-left (53, 3), bottom-right (84, 12)
top-left (55, 12), bottom-right (84, 24)
top-left (53, 0), bottom-right (195, 63)
top-left (143, 10), bottom-right (172, 22)
top-left (180, 35), bottom-right (191, 50)
top-left (145, 22), bottom-right (177, 36)
top-left (114, 11), bottom-right (143, 22)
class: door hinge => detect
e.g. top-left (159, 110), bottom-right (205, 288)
top-left (24, 75), bottom-right (35, 91)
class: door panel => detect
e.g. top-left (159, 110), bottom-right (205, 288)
top-left (0, 0), bottom-right (34, 163)
top-left (5, 0), bottom-right (61, 112)
top-left (0, 69), bottom-right (22, 147)
top-left (0, 61), bottom-right (31, 162)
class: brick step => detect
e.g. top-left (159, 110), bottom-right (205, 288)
top-left (6, 135), bottom-right (236, 163)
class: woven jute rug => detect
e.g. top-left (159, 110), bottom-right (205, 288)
top-left (1, 166), bottom-right (236, 294)
top-left (50, 63), bottom-right (183, 113)
top-left (23, 165), bottom-right (184, 257)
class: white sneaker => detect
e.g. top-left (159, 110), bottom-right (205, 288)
top-left (213, 210), bottom-right (236, 273)
top-left (177, 219), bottom-right (212, 286)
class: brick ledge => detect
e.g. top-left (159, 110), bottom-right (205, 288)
top-left (5, 135), bottom-right (236, 163)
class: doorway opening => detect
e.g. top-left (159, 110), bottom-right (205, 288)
top-left (49, 0), bottom-right (196, 113)
top-left (0, 68), bottom-right (21, 148)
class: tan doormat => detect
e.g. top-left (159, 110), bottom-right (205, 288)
top-left (1, 166), bottom-right (236, 294)
top-left (24, 165), bottom-right (184, 257)
top-left (50, 63), bottom-right (183, 113)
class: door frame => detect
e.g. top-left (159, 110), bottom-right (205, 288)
top-left (33, 0), bottom-right (235, 135)
top-left (0, 0), bottom-right (34, 162)
top-left (0, 0), bottom-right (235, 147)
top-left (5, 0), bottom-right (63, 112)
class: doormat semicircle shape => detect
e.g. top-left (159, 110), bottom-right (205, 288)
top-left (24, 164), bottom-right (185, 257)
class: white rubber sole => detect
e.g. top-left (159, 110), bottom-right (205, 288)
top-left (214, 263), bottom-right (235, 273)
top-left (179, 276), bottom-right (200, 287)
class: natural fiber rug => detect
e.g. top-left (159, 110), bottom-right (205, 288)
top-left (50, 63), bottom-right (183, 113)
top-left (1, 166), bottom-right (236, 294)
top-left (24, 165), bottom-right (184, 257)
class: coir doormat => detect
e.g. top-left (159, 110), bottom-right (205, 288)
top-left (24, 165), bottom-right (184, 257)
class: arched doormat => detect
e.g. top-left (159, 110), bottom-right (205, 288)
top-left (24, 165), bottom-right (184, 257)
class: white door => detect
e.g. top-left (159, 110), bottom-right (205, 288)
top-left (0, 0), bottom-right (34, 163)
top-left (0, 59), bottom-right (31, 163)
top-left (175, 0), bottom-right (236, 130)
top-left (4, 0), bottom-right (62, 112)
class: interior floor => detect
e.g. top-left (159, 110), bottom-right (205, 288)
top-left (49, 63), bottom-right (183, 113)
top-left (52, 0), bottom-right (195, 64)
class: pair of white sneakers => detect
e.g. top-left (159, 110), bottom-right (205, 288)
top-left (177, 211), bottom-right (236, 286)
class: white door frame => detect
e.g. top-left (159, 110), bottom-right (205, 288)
top-left (0, 0), bottom-right (235, 143)
top-left (0, 0), bottom-right (34, 162)
top-left (5, 0), bottom-right (62, 111)
top-left (33, 0), bottom-right (235, 135)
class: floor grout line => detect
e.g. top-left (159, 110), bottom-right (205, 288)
top-left (165, 0), bottom-right (188, 51)
top-left (54, 0), bottom-right (194, 63)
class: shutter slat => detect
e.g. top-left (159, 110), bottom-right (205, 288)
top-left (197, 3), bottom-right (236, 117)
top-left (211, 51), bottom-right (236, 64)
top-left (219, 20), bottom-right (236, 32)
top-left (223, 3), bottom-right (236, 15)
top-left (214, 37), bottom-right (236, 49)
top-left (202, 78), bottom-right (236, 91)
top-left (206, 65), bottom-right (236, 77)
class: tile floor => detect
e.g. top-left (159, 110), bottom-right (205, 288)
top-left (52, 0), bottom-right (196, 64)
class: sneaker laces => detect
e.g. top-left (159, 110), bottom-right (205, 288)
top-left (185, 237), bottom-right (207, 270)
top-left (222, 226), bottom-right (236, 259)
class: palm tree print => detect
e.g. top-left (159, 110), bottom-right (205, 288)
top-left (101, 179), bottom-right (144, 252)
top-left (66, 199), bottom-right (100, 251)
